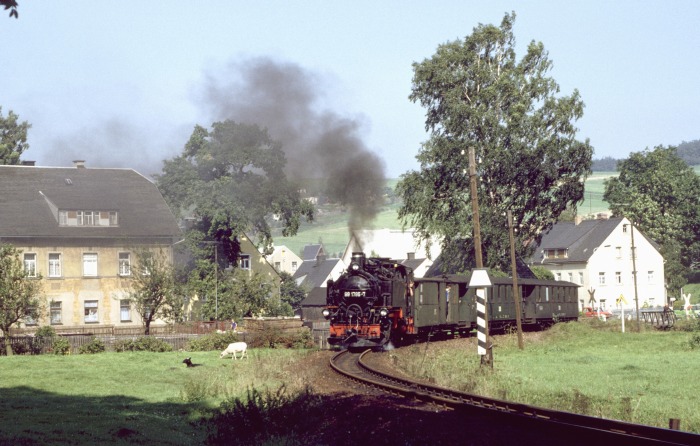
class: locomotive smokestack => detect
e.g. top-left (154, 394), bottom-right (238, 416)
top-left (351, 252), bottom-right (366, 270)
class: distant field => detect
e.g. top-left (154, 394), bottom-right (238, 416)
top-left (276, 168), bottom-right (699, 259)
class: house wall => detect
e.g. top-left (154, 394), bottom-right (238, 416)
top-left (540, 220), bottom-right (666, 311)
top-left (266, 245), bottom-right (302, 275)
top-left (12, 238), bottom-right (173, 328)
top-left (587, 224), bottom-right (666, 310)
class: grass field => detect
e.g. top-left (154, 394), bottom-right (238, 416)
top-left (2, 322), bottom-right (700, 444)
top-left (0, 349), bottom-right (314, 445)
top-left (392, 319), bottom-right (700, 433)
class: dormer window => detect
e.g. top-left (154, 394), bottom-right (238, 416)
top-left (545, 249), bottom-right (567, 259)
top-left (58, 210), bottom-right (119, 227)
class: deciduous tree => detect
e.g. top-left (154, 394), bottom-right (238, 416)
top-left (397, 12), bottom-right (593, 272)
top-left (0, 244), bottom-right (43, 355)
top-left (125, 249), bottom-right (182, 335)
top-left (604, 146), bottom-right (700, 293)
top-left (0, 107), bottom-right (31, 165)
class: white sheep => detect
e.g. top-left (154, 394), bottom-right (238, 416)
top-left (219, 341), bottom-right (248, 360)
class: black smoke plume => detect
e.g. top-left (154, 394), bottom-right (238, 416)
top-left (199, 57), bottom-right (386, 232)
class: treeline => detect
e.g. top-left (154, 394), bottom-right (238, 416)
top-left (592, 139), bottom-right (700, 171)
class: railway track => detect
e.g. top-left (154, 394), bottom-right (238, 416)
top-left (330, 349), bottom-right (700, 446)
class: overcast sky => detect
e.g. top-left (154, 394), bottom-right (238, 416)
top-left (2, 1), bottom-right (699, 179)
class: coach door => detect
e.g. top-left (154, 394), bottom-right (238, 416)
top-left (521, 284), bottom-right (537, 322)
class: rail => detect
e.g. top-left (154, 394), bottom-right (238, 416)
top-left (330, 350), bottom-right (700, 445)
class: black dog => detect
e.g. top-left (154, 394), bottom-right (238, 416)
top-left (182, 357), bottom-right (200, 367)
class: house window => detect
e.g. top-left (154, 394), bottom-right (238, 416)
top-left (48, 253), bottom-right (62, 278)
top-left (84, 300), bottom-right (99, 323)
top-left (77, 210), bottom-right (97, 226)
top-left (578, 272), bottom-right (584, 285)
top-left (109, 211), bottom-right (118, 225)
top-left (616, 247), bottom-right (622, 258)
top-left (647, 271), bottom-right (654, 283)
top-left (568, 272), bottom-right (573, 283)
top-left (83, 253), bottom-right (98, 277)
top-left (25, 309), bottom-right (38, 326)
top-left (292, 261), bottom-right (298, 272)
top-left (50, 301), bottom-right (62, 324)
top-left (598, 272), bottom-right (606, 285)
top-left (59, 211), bottom-right (68, 225)
top-left (120, 300), bottom-right (131, 322)
top-left (555, 272), bottom-right (561, 281)
top-left (119, 252), bottom-right (131, 276)
top-left (24, 253), bottom-right (37, 277)
top-left (239, 254), bottom-right (251, 270)
top-left (615, 271), bottom-right (622, 285)
top-left (274, 261), bottom-right (281, 270)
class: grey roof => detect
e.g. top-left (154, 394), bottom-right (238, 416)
top-left (300, 286), bottom-right (327, 307)
top-left (301, 244), bottom-right (324, 261)
top-left (532, 218), bottom-right (623, 264)
top-left (400, 258), bottom-right (426, 271)
top-left (293, 257), bottom-right (341, 289)
top-left (0, 165), bottom-right (181, 239)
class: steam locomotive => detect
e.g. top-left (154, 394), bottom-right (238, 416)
top-left (323, 252), bottom-right (579, 350)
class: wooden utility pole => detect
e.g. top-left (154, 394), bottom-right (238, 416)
top-left (507, 210), bottom-right (524, 350)
top-left (468, 148), bottom-right (484, 268)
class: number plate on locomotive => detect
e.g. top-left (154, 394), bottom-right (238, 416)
top-left (343, 290), bottom-right (366, 297)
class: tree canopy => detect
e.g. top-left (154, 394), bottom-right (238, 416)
top-left (604, 146), bottom-right (700, 293)
top-left (156, 120), bottom-right (314, 265)
top-left (0, 244), bottom-right (43, 355)
top-left (0, 107), bottom-right (31, 165)
top-left (1, 1), bottom-right (18, 19)
top-left (397, 12), bottom-right (593, 272)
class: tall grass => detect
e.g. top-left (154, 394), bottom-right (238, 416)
top-left (390, 320), bottom-right (700, 433)
top-left (0, 349), bottom-right (315, 445)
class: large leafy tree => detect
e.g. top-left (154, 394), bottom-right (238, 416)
top-left (0, 244), bottom-right (43, 355)
top-left (604, 146), bottom-right (700, 294)
top-left (0, 107), bottom-right (31, 165)
top-left (201, 269), bottom-right (276, 321)
top-left (397, 13), bottom-right (592, 272)
top-left (125, 249), bottom-right (182, 335)
top-left (157, 121), bottom-right (314, 265)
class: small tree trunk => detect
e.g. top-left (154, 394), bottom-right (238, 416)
top-left (4, 332), bottom-right (13, 356)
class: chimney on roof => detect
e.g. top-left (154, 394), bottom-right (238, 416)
top-left (21, 160), bottom-right (36, 166)
top-left (73, 160), bottom-right (86, 168)
top-left (407, 252), bottom-right (416, 260)
top-left (316, 254), bottom-right (327, 266)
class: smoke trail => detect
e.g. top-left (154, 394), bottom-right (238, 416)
top-left (198, 56), bottom-right (386, 231)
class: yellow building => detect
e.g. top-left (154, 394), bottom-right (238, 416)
top-left (0, 162), bottom-right (182, 331)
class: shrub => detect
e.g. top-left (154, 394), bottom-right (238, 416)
top-left (186, 331), bottom-right (239, 351)
top-left (113, 336), bottom-right (173, 352)
top-left (52, 337), bottom-right (71, 355)
top-left (249, 327), bottom-right (315, 349)
top-left (31, 326), bottom-right (57, 354)
top-left (205, 385), bottom-right (324, 445)
top-left (78, 337), bottom-right (106, 354)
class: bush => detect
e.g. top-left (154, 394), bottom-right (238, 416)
top-left (113, 336), bottom-right (173, 352)
top-left (78, 337), bottom-right (106, 354)
top-left (186, 331), bottom-right (239, 351)
top-left (249, 327), bottom-right (315, 349)
top-left (52, 337), bottom-right (71, 355)
top-left (206, 385), bottom-right (324, 445)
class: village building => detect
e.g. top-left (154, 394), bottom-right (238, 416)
top-left (0, 162), bottom-right (182, 331)
top-left (528, 217), bottom-right (666, 311)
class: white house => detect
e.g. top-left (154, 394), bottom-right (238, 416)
top-left (265, 245), bottom-right (302, 275)
top-left (341, 229), bottom-right (440, 277)
top-left (529, 217), bottom-right (666, 311)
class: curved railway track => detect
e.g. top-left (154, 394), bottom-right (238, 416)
top-left (330, 349), bottom-right (700, 446)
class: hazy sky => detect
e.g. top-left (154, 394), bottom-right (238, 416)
top-left (2, 1), bottom-right (699, 179)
